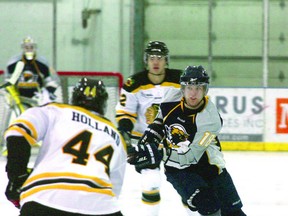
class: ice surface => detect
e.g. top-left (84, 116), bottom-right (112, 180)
top-left (1, 151), bottom-right (287, 215)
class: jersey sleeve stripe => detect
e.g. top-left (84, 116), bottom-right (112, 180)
top-left (4, 125), bottom-right (37, 146)
top-left (12, 119), bottom-right (38, 140)
top-left (24, 172), bottom-right (112, 187)
top-left (20, 184), bottom-right (115, 201)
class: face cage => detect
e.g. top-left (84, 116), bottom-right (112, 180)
top-left (144, 53), bottom-right (169, 66)
top-left (180, 82), bottom-right (209, 95)
top-left (22, 43), bottom-right (37, 60)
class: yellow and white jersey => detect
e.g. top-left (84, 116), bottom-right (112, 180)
top-left (5, 103), bottom-right (127, 215)
top-left (116, 69), bottom-right (182, 139)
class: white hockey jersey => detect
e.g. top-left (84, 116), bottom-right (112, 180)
top-left (116, 69), bottom-right (182, 139)
top-left (4, 103), bottom-right (127, 215)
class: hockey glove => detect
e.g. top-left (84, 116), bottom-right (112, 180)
top-left (127, 143), bottom-right (163, 171)
top-left (138, 123), bottom-right (164, 146)
top-left (5, 172), bottom-right (30, 209)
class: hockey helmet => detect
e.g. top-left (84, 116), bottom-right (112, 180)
top-left (180, 65), bottom-right (210, 94)
top-left (72, 78), bottom-right (108, 115)
top-left (144, 41), bottom-right (169, 65)
top-left (21, 36), bottom-right (37, 60)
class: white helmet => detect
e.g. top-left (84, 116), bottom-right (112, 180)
top-left (21, 36), bottom-right (37, 60)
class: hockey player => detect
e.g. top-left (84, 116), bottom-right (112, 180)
top-left (4, 78), bottom-right (127, 216)
top-left (115, 41), bottom-right (183, 215)
top-left (5, 36), bottom-right (59, 105)
top-left (2, 36), bottom-right (59, 155)
top-left (128, 65), bottom-right (247, 216)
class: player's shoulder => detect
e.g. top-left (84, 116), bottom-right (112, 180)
top-left (205, 96), bottom-right (218, 112)
top-left (166, 68), bottom-right (182, 75)
top-left (202, 96), bottom-right (222, 122)
top-left (35, 55), bottom-right (50, 67)
top-left (165, 68), bottom-right (182, 83)
top-left (6, 54), bottom-right (22, 67)
top-left (122, 70), bottom-right (149, 92)
top-left (54, 103), bottom-right (116, 125)
top-left (160, 99), bottom-right (181, 114)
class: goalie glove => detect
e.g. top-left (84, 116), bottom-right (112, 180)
top-left (127, 143), bottom-right (163, 171)
top-left (5, 172), bottom-right (30, 209)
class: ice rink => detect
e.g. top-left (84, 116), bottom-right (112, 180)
top-left (1, 151), bottom-right (288, 216)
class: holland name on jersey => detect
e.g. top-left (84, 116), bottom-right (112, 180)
top-left (72, 111), bottom-right (121, 146)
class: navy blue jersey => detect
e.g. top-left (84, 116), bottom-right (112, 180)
top-left (154, 96), bottom-right (225, 172)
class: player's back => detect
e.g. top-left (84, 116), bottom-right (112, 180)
top-left (5, 103), bottom-right (126, 215)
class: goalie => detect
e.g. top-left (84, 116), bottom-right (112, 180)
top-left (128, 65), bottom-right (247, 216)
top-left (1, 36), bottom-right (60, 156)
top-left (5, 36), bottom-right (59, 107)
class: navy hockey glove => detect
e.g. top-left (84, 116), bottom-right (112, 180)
top-left (127, 143), bottom-right (163, 170)
top-left (138, 123), bottom-right (164, 146)
top-left (5, 172), bottom-right (30, 209)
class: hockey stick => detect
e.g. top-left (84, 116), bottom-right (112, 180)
top-left (0, 61), bottom-right (25, 113)
top-left (0, 61), bottom-right (24, 89)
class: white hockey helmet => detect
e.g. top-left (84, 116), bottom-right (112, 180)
top-left (21, 36), bottom-right (37, 60)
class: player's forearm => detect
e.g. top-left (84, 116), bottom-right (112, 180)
top-left (6, 136), bottom-right (31, 180)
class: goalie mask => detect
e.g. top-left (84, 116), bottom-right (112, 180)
top-left (144, 41), bottom-right (169, 65)
top-left (180, 65), bottom-right (210, 95)
top-left (21, 36), bottom-right (37, 60)
top-left (72, 78), bottom-right (108, 115)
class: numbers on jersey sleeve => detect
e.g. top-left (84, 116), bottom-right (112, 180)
top-left (198, 132), bottom-right (216, 147)
top-left (63, 130), bottom-right (115, 174)
top-left (120, 94), bottom-right (127, 106)
top-left (94, 146), bottom-right (114, 176)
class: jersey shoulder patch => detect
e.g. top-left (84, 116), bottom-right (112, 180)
top-left (123, 70), bottom-right (149, 92)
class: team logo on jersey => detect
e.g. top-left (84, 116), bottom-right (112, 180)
top-left (125, 77), bottom-right (134, 87)
top-left (165, 124), bottom-right (189, 147)
top-left (18, 71), bottom-right (39, 88)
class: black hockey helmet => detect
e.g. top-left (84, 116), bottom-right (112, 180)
top-left (180, 65), bottom-right (210, 94)
top-left (144, 41), bottom-right (169, 65)
top-left (72, 78), bottom-right (108, 115)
